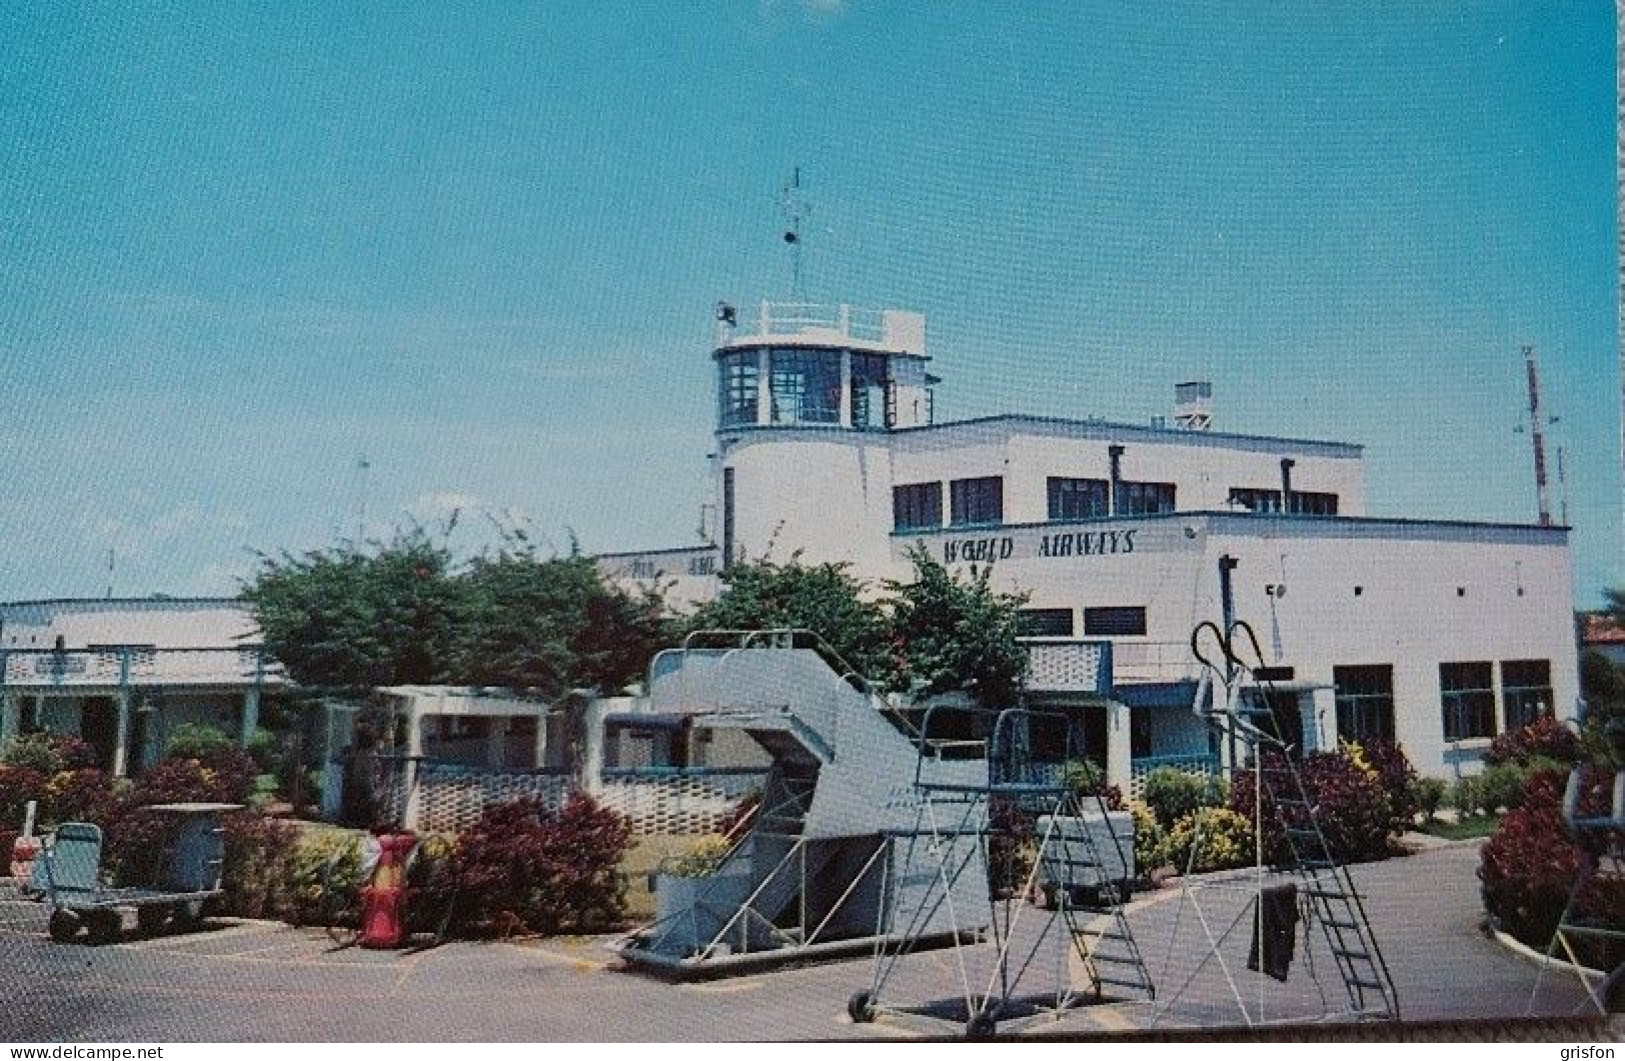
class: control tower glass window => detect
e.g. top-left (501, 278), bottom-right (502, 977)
top-left (769, 349), bottom-right (842, 424)
top-left (850, 353), bottom-right (889, 429)
top-left (718, 352), bottom-right (759, 427)
top-left (1117, 480), bottom-right (1176, 515)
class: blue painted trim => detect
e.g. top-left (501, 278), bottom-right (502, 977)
top-left (890, 413), bottom-right (1363, 457)
top-left (1112, 681), bottom-right (1199, 708)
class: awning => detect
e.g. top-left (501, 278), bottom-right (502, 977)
top-left (602, 712), bottom-right (687, 731)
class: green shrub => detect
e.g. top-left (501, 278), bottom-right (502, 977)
top-left (286, 829), bottom-right (366, 925)
top-left (1233, 751), bottom-right (1392, 864)
top-left (1060, 759), bottom-right (1125, 811)
top-left (1126, 799), bottom-right (1164, 872)
top-left (659, 835), bottom-right (732, 878)
top-left (1143, 767), bottom-right (1218, 830)
top-left (1, 733), bottom-right (94, 775)
top-left (1476, 763), bottom-right (1526, 815)
top-left (164, 723), bottom-right (234, 760)
top-left (220, 813), bottom-right (299, 919)
top-left (1410, 776), bottom-right (1447, 823)
top-left (1153, 807), bottom-right (1255, 875)
top-left (1450, 776), bottom-right (1482, 818)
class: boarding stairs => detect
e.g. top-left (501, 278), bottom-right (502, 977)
top-left (1173, 623), bottom-right (1399, 1025)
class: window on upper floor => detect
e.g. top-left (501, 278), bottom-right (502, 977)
top-left (949, 476), bottom-right (1004, 526)
top-left (1048, 477), bottom-right (1110, 521)
top-left (1441, 661), bottom-right (1496, 741)
top-left (1333, 664), bottom-right (1395, 743)
top-left (1289, 491), bottom-right (1339, 516)
top-left (1229, 487), bottom-right (1283, 513)
top-left (1116, 480), bottom-right (1176, 515)
top-left (850, 353), bottom-right (889, 429)
top-left (1018, 608), bottom-right (1075, 637)
top-left (1082, 606), bottom-right (1147, 637)
top-left (1500, 659), bottom-right (1552, 732)
top-left (769, 348), bottom-right (842, 424)
top-left (717, 352), bottom-right (759, 427)
top-left (893, 482), bottom-right (943, 531)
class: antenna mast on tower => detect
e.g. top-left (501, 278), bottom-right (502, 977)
top-left (779, 167), bottom-right (810, 299)
top-left (1522, 344), bottom-right (1552, 527)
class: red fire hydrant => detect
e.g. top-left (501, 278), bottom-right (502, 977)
top-left (359, 831), bottom-right (417, 949)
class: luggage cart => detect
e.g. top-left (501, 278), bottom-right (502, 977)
top-left (35, 802), bottom-right (241, 945)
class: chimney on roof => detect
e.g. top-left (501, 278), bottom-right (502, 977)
top-left (1174, 381), bottom-right (1213, 431)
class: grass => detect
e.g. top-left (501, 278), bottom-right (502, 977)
top-left (1415, 815), bottom-right (1501, 841)
top-left (619, 835), bottom-right (718, 921)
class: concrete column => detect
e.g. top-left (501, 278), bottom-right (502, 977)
top-left (838, 349), bottom-right (852, 428)
top-left (112, 688), bottom-right (132, 778)
top-left (486, 716), bottom-right (508, 769)
top-left (582, 698), bottom-right (609, 797)
top-left (533, 710), bottom-right (550, 771)
top-left (1105, 700), bottom-right (1133, 790)
top-left (756, 348), bottom-right (772, 424)
top-left (0, 693), bottom-right (18, 743)
top-left (240, 687), bottom-right (261, 746)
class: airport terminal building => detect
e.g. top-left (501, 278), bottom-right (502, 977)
top-left (598, 302), bottom-right (1578, 785)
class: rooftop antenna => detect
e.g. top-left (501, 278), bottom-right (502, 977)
top-left (355, 454), bottom-right (371, 544)
top-left (1519, 345), bottom-right (1552, 527)
top-left (779, 166), bottom-right (810, 299)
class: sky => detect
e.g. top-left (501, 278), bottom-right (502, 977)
top-left (1, 2), bottom-right (1619, 607)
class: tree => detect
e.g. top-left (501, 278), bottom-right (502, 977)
top-left (884, 546), bottom-right (1030, 709)
top-left (243, 529), bottom-right (671, 698)
top-left (455, 548), bottom-right (670, 697)
top-left (684, 557), bottom-right (890, 679)
top-left (242, 528), bottom-right (464, 692)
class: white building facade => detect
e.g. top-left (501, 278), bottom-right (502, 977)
top-left (0, 598), bottom-right (284, 776)
top-left (598, 302), bottom-right (1578, 783)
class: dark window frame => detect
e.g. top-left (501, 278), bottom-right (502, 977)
top-left (1500, 659), bottom-right (1553, 732)
top-left (949, 476), bottom-right (1004, 527)
top-left (1116, 480), bottom-right (1176, 515)
top-left (1333, 664), bottom-right (1396, 743)
top-left (893, 481), bottom-right (944, 532)
top-left (1082, 606), bottom-right (1147, 637)
top-left (1048, 477), bottom-right (1110, 521)
top-left (1017, 608), bottom-right (1075, 637)
top-left (1441, 660), bottom-right (1496, 741)
top-left (768, 348), bottom-right (842, 425)
top-left (717, 351), bottom-right (759, 427)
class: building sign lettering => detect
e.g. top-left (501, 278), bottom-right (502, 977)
top-left (925, 525), bottom-right (1164, 567)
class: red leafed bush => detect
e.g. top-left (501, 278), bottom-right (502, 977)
top-left (44, 768), bottom-right (119, 826)
top-left (0, 766), bottom-right (48, 830)
top-left (1485, 714), bottom-right (1582, 768)
top-left (1233, 750), bottom-right (1392, 865)
top-left (1357, 739), bottom-right (1419, 833)
top-left (450, 793), bottom-right (633, 936)
top-left (1480, 767), bottom-right (1624, 969)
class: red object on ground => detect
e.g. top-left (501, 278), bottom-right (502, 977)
top-left (359, 832), bottom-right (417, 949)
top-left (9, 836), bottom-right (40, 886)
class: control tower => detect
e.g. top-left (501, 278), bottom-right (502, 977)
top-left (709, 302), bottom-right (935, 571)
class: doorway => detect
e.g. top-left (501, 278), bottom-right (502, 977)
top-left (80, 697), bottom-right (118, 771)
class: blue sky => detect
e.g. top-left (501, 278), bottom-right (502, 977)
top-left (1, 2), bottom-right (1619, 606)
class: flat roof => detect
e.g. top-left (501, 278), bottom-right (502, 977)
top-left (894, 413), bottom-right (1363, 458)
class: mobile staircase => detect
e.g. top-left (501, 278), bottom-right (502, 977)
top-left (1151, 620), bottom-right (1399, 1027)
top-left (614, 630), bottom-right (988, 975)
top-left (846, 706), bottom-right (1153, 1038)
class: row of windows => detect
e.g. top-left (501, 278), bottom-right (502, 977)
top-left (895, 473), bottom-right (1336, 531)
top-left (717, 349), bottom-right (897, 429)
top-left (1331, 659), bottom-right (1553, 745)
top-left (1017, 606), bottom-right (1147, 638)
top-left (1228, 487), bottom-right (1339, 516)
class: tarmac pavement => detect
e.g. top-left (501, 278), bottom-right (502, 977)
top-left (0, 839), bottom-right (1612, 1042)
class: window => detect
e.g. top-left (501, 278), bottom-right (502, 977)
top-left (1018, 608), bottom-right (1075, 637)
top-left (851, 353), bottom-right (888, 429)
top-left (1441, 661), bottom-right (1496, 741)
top-left (893, 482), bottom-right (943, 531)
top-left (1501, 660), bottom-right (1552, 731)
top-left (717, 352), bottom-right (759, 427)
top-left (1334, 665), bottom-right (1395, 743)
top-left (949, 476), bottom-right (1003, 526)
top-left (1048, 477), bottom-right (1110, 520)
top-left (1117, 480), bottom-right (1176, 515)
top-left (1083, 606), bottom-right (1146, 636)
top-left (1289, 491), bottom-right (1339, 516)
top-left (1229, 487), bottom-right (1283, 513)
top-left (769, 348), bottom-right (841, 424)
